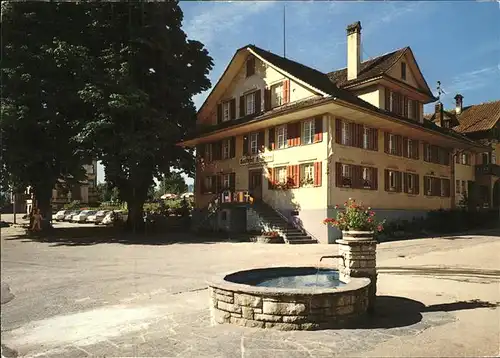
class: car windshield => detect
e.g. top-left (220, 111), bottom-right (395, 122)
top-left (96, 211), bottom-right (106, 215)
top-left (88, 211), bottom-right (97, 215)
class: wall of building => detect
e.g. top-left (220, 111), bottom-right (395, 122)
top-left (209, 57), bottom-right (319, 126)
top-left (386, 54), bottom-right (419, 88)
top-left (325, 114), bottom-right (453, 240)
top-left (353, 85), bottom-right (380, 108)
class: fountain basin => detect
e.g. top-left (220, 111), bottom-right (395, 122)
top-left (208, 266), bottom-right (371, 330)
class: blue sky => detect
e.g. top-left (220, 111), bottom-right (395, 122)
top-left (97, 1), bottom-right (500, 184)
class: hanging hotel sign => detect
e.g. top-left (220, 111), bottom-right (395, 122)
top-left (239, 153), bottom-right (274, 166)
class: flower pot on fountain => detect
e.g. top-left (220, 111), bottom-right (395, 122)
top-left (323, 198), bottom-right (385, 313)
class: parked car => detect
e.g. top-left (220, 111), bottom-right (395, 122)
top-left (101, 210), bottom-right (128, 226)
top-left (53, 210), bottom-right (72, 222)
top-left (64, 210), bottom-right (81, 222)
top-left (71, 210), bottom-right (97, 223)
top-left (87, 210), bottom-right (110, 225)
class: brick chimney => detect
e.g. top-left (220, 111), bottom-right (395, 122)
top-left (347, 21), bottom-right (362, 81)
top-left (454, 94), bottom-right (463, 115)
top-left (435, 102), bottom-right (444, 127)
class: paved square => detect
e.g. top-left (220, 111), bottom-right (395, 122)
top-left (1, 219), bottom-right (499, 357)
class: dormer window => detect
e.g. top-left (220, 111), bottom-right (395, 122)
top-left (222, 100), bottom-right (231, 122)
top-left (401, 62), bottom-right (407, 80)
top-left (245, 92), bottom-right (255, 115)
top-left (246, 56), bottom-right (255, 77)
top-left (271, 82), bottom-right (283, 108)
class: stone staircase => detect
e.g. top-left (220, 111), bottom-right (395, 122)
top-left (252, 201), bottom-right (318, 244)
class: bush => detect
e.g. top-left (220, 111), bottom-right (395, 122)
top-left (426, 208), bottom-right (498, 233)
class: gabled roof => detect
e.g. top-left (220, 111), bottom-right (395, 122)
top-left (453, 100), bottom-right (500, 134)
top-left (247, 45), bottom-right (378, 111)
top-left (328, 48), bottom-right (407, 86)
top-left (327, 47), bottom-right (435, 99)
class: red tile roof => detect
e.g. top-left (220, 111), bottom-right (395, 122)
top-left (452, 100), bottom-right (500, 134)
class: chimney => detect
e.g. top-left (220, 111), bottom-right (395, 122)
top-left (435, 102), bottom-right (444, 127)
top-left (346, 21), bottom-right (362, 81)
top-left (454, 94), bottom-right (463, 115)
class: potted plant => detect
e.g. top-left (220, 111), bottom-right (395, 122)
top-left (323, 198), bottom-right (385, 241)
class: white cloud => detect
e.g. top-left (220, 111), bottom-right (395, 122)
top-left (445, 66), bottom-right (499, 94)
top-left (183, 2), bottom-right (276, 48)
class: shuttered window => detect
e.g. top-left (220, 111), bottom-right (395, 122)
top-left (335, 163), bottom-right (377, 190)
top-left (424, 176), bottom-right (450, 197)
top-left (276, 125), bottom-right (287, 149)
top-left (336, 119), bottom-right (377, 151)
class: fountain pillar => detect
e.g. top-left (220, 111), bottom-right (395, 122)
top-left (336, 239), bottom-right (377, 313)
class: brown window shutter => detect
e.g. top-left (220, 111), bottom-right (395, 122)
top-left (314, 116), bottom-right (323, 142)
top-left (403, 96), bottom-right (408, 117)
top-left (352, 165), bottom-right (362, 189)
top-left (314, 161), bottom-right (322, 187)
top-left (424, 176), bottom-right (429, 195)
top-left (403, 138), bottom-right (408, 158)
top-left (372, 167), bottom-right (378, 190)
top-left (293, 165), bottom-right (300, 188)
top-left (229, 173), bottom-right (236, 191)
top-left (431, 146), bottom-right (438, 163)
top-left (254, 90), bottom-right (261, 113)
top-left (213, 175), bottom-right (219, 193)
top-left (335, 162), bottom-right (342, 187)
top-left (384, 132), bottom-right (390, 153)
top-left (349, 122), bottom-right (356, 147)
top-left (283, 79), bottom-right (290, 103)
top-left (286, 166), bottom-right (292, 186)
top-left (444, 150), bottom-right (450, 166)
top-left (385, 88), bottom-right (391, 111)
top-left (268, 127), bottom-right (275, 150)
top-left (217, 103), bottom-right (222, 124)
top-left (403, 172), bottom-right (408, 193)
top-left (397, 171), bottom-right (403, 192)
top-left (415, 101), bottom-right (420, 121)
top-left (257, 131), bottom-right (265, 152)
top-left (372, 129), bottom-right (379, 151)
top-left (396, 135), bottom-right (403, 156)
top-left (295, 122), bottom-right (301, 146)
top-left (384, 169), bottom-right (390, 192)
top-left (230, 98), bottom-right (236, 120)
top-left (239, 96), bottom-right (245, 117)
top-left (413, 140), bottom-right (419, 159)
top-left (267, 168), bottom-right (274, 190)
top-left (357, 124), bottom-right (363, 148)
top-left (335, 119), bottom-right (342, 144)
top-left (246, 57), bottom-right (255, 77)
top-left (242, 135), bottom-right (249, 156)
top-left (230, 137), bottom-right (236, 158)
top-left (264, 88), bottom-right (271, 111)
top-left (444, 179), bottom-right (450, 197)
top-left (287, 123), bottom-right (294, 147)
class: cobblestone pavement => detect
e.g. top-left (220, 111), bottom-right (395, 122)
top-left (1, 222), bottom-right (499, 357)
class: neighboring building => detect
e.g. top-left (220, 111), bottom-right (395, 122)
top-left (179, 21), bottom-right (491, 244)
top-left (26, 161), bottom-right (99, 213)
top-left (426, 98), bottom-right (500, 209)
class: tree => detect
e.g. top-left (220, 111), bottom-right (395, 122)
top-left (158, 172), bottom-right (188, 196)
top-left (1, 3), bottom-right (93, 225)
top-left (78, 2), bottom-right (212, 231)
top-left (96, 182), bottom-right (120, 203)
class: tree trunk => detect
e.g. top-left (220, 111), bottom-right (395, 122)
top-left (126, 198), bottom-right (145, 233)
top-left (32, 186), bottom-right (53, 230)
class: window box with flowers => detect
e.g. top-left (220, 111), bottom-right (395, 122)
top-left (300, 177), bottom-right (314, 187)
top-left (323, 198), bottom-right (385, 241)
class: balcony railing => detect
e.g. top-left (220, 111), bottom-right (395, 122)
top-left (475, 164), bottom-right (500, 177)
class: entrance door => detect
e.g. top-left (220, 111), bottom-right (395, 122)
top-left (248, 169), bottom-right (262, 201)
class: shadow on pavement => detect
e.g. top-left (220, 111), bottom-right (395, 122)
top-left (378, 266), bottom-right (500, 284)
top-left (3, 225), bottom-right (253, 247)
top-left (355, 296), bottom-right (499, 329)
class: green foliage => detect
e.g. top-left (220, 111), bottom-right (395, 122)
top-left (323, 198), bottom-right (385, 232)
top-left (63, 200), bottom-right (82, 210)
top-left (158, 172), bottom-right (188, 196)
top-left (74, 2), bottom-right (213, 230)
top-left (1, 3), bottom-right (94, 219)
top-left (96, 183), bottom-right (120, 202)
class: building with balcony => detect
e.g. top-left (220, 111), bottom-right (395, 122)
top-left (427, 97), bottom-right (500, 209)
top-left (179, 21), bottom-right (492, 244)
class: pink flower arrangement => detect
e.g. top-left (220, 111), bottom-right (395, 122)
top-left (323, 198), bottom-right (385, 232)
